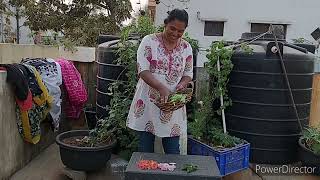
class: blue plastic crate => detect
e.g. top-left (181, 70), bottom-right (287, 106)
top-left (187, 137), bottom-right (250, 176)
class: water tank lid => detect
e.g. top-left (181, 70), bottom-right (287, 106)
top-left (240, 32), bottom-right (285, 41)
top-left (98, 39), bottom-right (119, 48)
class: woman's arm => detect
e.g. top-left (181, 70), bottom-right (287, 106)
top-left (137, 36), bottom-right (171, 102)
top-left (140, 71), bottom-right (171, 102)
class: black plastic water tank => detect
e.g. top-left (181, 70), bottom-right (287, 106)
top-left (98, 35), bottom-right (120, 45)
top-left (96, 40), bottom-right (127, 119)
top-left (226, 33), bottom-right (315, 164)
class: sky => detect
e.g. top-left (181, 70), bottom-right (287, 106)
top-left (123, 0), bottom-right (148, 25)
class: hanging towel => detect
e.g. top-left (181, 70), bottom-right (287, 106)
top-left (56, 58), bottom-right (87, 119)
top-left (16, 66), bottom-right (52, 144)
top-left (22, 58), bottom-right (62, 130)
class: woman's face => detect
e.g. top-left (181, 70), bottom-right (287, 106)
top-left (164, 19), bottom-right (186, 43)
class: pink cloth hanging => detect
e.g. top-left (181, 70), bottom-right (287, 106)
top-left (57, 58), bottom-right (88, 118)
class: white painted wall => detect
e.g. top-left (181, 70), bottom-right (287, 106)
top-left (155, 0), bottom-right (320, 67)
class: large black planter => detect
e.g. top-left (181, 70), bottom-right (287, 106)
top-left (56, 130), bottom-right (116, 171)
top-left (298, 137), bottom-right (320, 175)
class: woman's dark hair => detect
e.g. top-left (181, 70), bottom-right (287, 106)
top-left (164, 9), bottom-right (189, 27)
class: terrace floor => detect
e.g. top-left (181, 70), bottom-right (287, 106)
top-left (10, 144), bottom-right (319, 180)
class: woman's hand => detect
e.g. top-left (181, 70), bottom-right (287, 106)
top-left (139, 71), bottom-right (171, 103)
top-left (176, 76), bottom-right (192, 91)
top-left (158, 85), bottom-right (171, 103)
top-left (176, 82), bottom-right (187, 91)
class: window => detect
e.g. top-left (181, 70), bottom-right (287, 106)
top-left (204, 21), bottom-right (224, 36)
top-left (251, 23), bottom-right (287, 39)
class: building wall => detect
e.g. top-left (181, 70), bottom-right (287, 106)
top-left (154, 0), bottom-right (320, 67)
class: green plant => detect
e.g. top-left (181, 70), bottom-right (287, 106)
top-left (208, 128), bottom-right (245, 150)
top-left (67, 117), bottom-right (116, 147)
top-left (189, 41), bottom-right (252, 148)
top-left (182, 164), bottom-right (198, 173)
top-left (291, 37), bottom-right (316, 44)
top-left (170, 94), bottom-right (187, 105)
top-left (206, 41), bottom-right (234, 114)
top-left (183, 32), bottom-right (200, 52)
top-left (29, 31), bottom-right (77, 52)
top-left (302, 126), bottom-right (320, 155)
top-left (22, 0), bottom-right (132, 47)
top-left (92, 16), bottom-right (157, 160)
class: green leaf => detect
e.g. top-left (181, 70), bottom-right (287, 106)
top-left (182, 164), bottom-right (198, 173)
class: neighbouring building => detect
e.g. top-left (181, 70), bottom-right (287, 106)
top-left (150, 0), bottom-right (320, 67)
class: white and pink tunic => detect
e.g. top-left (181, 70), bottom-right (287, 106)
top-left (127, 34), bottom-right (193, 138)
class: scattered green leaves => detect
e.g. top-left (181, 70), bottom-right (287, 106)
top-left (182, 164), bottom-right (198, 173)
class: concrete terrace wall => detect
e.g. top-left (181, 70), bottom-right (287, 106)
top-left (0, 43), bottom-right (95, 63)
top-left (0, 71), bottom-right (56, 180)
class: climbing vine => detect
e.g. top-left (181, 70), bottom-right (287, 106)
top-left (105, 16), bottom-right (156, 159)
top-left (206, 41), bottom-right (234, 114)
top-left (189, 41), bottom-right (252, 148)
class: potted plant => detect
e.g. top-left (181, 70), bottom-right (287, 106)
top-left (187, 41), bottom-right (251, 176)
top-left (56, 118), bottom-right (116, 171)
top-left (188, 100), bottom-right (250, 176)
top-left (298, 126), bottom-right (320, 175)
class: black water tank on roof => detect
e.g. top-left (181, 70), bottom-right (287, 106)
top-left (96, 40), bottom-right (127, 119)
top-left (98, 35), bottom-right (120, 45)
top-left (226, 32), bottom-right (315, 164)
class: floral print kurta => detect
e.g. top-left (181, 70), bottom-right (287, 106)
top-left (127, 34), bottom-right (193, 138)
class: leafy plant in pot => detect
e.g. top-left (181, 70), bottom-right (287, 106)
top-left (298, 126), bottom-right (320, 175)
top-left (188, 41), bottom-right (252, 176)
top-left (56, 118), bottom-right (116, 171)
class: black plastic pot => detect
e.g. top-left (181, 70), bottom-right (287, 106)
top-left (56, 130), bottom-right (116, 171)
top-left (298, 137), bottom-right (320, 175)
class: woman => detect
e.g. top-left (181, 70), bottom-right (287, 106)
top-left (127, 9), bottom-right (193, 154)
